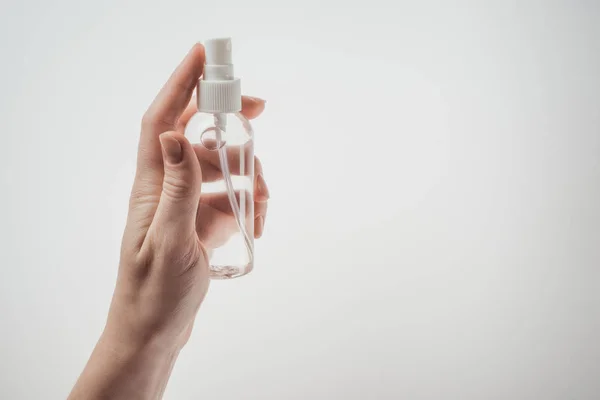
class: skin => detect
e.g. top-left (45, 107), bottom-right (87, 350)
top-left (68, 43), bottom-right (269, 400)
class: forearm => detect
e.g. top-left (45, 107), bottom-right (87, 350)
top-left (68, 329), bottom-right (180, 400)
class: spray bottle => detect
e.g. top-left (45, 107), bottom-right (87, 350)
top-left (185, 38), bottom-right (254, 279)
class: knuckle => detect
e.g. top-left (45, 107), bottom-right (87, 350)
top-left (130, 187), bottom-right (160, 206)
top-left (141, 109), bottom-right (173, 132)
top-left (177, 245), bottom-right (202, 272)
top-left (156, 236), bottom-right (202, 274)
top-left (141, 110), bottom-right (155, 129)
top-left (162, 173), bottom-right (195, 200)
top-left (254, 156), bottom-right (263, 173)
top-left (255, 201), bottom-right (268, 216)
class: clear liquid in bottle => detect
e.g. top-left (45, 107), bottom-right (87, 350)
top-left (185, 111), bottom-right (254, 279)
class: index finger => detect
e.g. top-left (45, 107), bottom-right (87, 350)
top-left (139, 43), bottom-right (206, 169)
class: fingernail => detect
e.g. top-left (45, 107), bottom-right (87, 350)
top-left (255, 216), bottom-right (264, 238)
top-left (248, 96), bottom-right (266, 104)
top-left (255, 174), bottom-right (270, 202)
top-left (159, 133), bottom-right (183, 164)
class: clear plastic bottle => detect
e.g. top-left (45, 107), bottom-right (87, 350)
top-left (184, 38), bottom-right (254, 279)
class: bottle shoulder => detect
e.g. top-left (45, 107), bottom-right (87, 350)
top-left (192, 112), bottom-right (252, 135)
top-left (185, 111), bottom-right (253, 147)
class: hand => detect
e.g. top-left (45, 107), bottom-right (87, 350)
top-left (110, 43), bottom-right (268, 350)
top-left (69, 43), bottom-right (269, 400)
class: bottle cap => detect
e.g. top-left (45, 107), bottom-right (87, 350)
top-left (198, 38), bottom-right (242, 113)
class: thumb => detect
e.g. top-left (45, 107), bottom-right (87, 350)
top-left (153, 131), bottom-right (202, 237)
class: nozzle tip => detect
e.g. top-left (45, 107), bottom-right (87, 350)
top-left (204, 37), bottom-right (232, 65)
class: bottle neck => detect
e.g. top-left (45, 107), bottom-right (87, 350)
top-left (197, 77), bottom-right (242, 113)
top-left (203, 64), bottom-right (234, 81)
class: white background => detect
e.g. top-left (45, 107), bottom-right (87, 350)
top-left (1, 1), bottom-right (599, 399)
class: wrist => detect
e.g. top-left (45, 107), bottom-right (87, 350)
top-left (69, 329), bottom-right (180, 400)
top-left (103, 298), bottom-right (191, 356)
top-left (99, 321), bottom-right (181, 367)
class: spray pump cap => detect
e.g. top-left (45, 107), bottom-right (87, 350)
top-left (197, 37), bottom-right (242, 113)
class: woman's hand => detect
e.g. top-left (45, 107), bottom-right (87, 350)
top-left (69, 43), bottom-right (269, 400)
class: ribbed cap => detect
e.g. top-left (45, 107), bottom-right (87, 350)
top-left (198, 38), bottom-right (242, 113)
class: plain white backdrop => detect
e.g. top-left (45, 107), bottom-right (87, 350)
top-left (1, 1), bottom-right (599, 399)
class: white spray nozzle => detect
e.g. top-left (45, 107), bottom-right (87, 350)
top-left (205, 38), bottom-right (233, 65)
top-left (203, 38), bottom-right (234, 81)
top-left (198, 37), bottom-right (241, 112)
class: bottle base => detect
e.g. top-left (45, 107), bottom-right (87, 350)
top-left (209, 263), bottom-right (253, 279)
